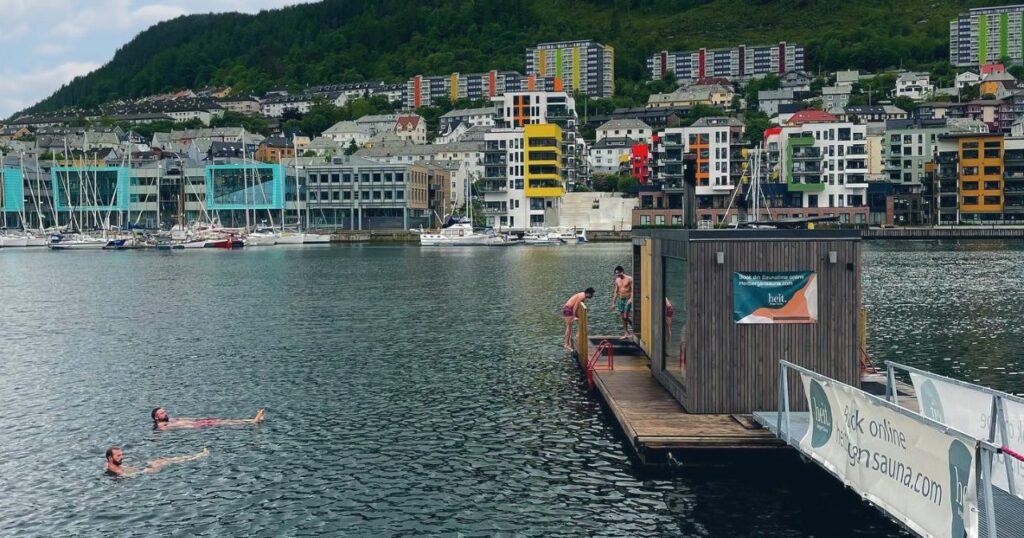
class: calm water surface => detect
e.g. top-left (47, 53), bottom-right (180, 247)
top-left (0, 240), bottom-right (1021, 536)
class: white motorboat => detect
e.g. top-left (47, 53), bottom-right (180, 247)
top-left (25, 235), bottom-right (49, 247)
top-left (522, 227), bottom-right (565, 245)
top-left (549, 226), bottom-right (588, 244)
top-left (419, 219), bottom-right (514, 246)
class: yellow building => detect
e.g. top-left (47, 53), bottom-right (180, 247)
top-left (958, 134), bottom-right (1003, 214)
top-left (523, 123), bottom-right (563, 198)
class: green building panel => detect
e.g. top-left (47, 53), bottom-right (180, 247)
top-left (980, 15), bottom-right (988, 64)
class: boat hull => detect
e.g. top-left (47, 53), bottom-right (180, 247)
top-left (303, 234), bottom-right (331, 244)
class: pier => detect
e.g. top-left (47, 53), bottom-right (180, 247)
top-left (578, 333), bottom-right (781, 464)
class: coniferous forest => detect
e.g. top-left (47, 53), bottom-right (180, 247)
top-left (21, 0), bottom-right (1020, 116)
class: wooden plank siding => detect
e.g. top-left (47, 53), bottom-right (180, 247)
top-left (634, 230), bottom-right (862, 415)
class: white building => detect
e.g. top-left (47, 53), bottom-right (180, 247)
top-left (821, 85), bottom-right (853, 113)
top-left (765, 122), bottom-right (869, 215)
top-left (595, 119), bottom-right (652, 143)
top-left (322, 121), bottom-right (373, 147)
top-left (261, 95), bottom-right (312, 117)
top-left (956, 70), bottom-right (981, 90)
top-left (895, 72), bottom-right (935, 100)
top-left (395, 115), bottom-right (427, 144)
top-left (587, 137), bottom-right (634, 173)
top-left (439, 107), bottom-right (497, 131)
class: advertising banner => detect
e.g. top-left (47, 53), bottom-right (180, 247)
top-left (733, 271), bottom-right (817, 324)
top-left (911, 372), bottom-right (1024, 501)
top-left (799, 374), bottom-right (978, 538)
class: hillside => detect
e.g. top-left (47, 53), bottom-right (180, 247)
top-left (21, 0), bottom-right (1022, 115)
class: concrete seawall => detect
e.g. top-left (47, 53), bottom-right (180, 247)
top-left (315, 230), bottom-right (635, 243)
top-left (862, 226), bottom-right (1024, 240)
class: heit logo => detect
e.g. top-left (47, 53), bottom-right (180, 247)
top-left (809, 380), bottom-right (833, 448)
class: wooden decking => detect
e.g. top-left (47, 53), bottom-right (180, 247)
top-left (585, 336), bottom-right (783, 464)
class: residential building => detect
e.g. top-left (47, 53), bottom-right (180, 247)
top-left (302, 156), bottom-right (447, 230)
top-left (0, 127), bottom-right (30, 142)
top-left (438, 107), bottom-right (497, 132)
top-left (585, 107), bottom-right (687, 129)
top-left (882, 119), bottom-right (948, 195)
top-left (647, 84), bottom-right (734, 108)
top-left (950, 5), bottom-right (1024, 67)
top-left (491, 91), bottom-right (581, 183)
top-left (1004, 136), bottom-right (1024, 218)
top-left (481, 124), bottom-right (565, 231)
top-left (526, 40), bottom-right (615, 98)
top-left (637, 117), bottom-right (748, 226)
top-left (935, 133), bottom-right (1007, 223)
top-left (836, 70), bottom-right (863, 86)
top-left (763, 121), bottom-right (870, 224)
top-left (403, 70), bottom-right (536, 109)
top-left (595, 119), bottom-right (652, 143)
top-left (395, 115), bottom-right (427, 144)
top-left (956, 70), bottom-right (982, 90)
top-left (758, 88), bottom-right (800, 116)
top-left (834, 105), bottom-right (908, 123)
top-left (786, 109), bottom-right (840, 126)
top-left (354, 114), bottom-right (400, 136)
top-left (979, 70), bottom-right (1018, 96)
top-left (261, 94), bottom-right (312, 117)
top-left (254, 137), bottom-right (296, 163)
top-left (217, 95), bottom-right (262, 115)
top-left (647, 42), bottom-right (805, 82)
top-left (895, 72), bottom-right (935, 100)
top-left (322, 121), bottom-right (373, 147)
top-left (821, 85), bottom-right (853, 112)
top-left (588, 137), bottom-right (634, 173)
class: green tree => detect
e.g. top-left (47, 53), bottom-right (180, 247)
top-left (743, 111), bottom-right (772, 145)
top-left (344, 139), bottom-right (359, 155)
top-left (592, 173), bottom-right (618, 192)
top-left (616, 174), bottom-right (638, 195)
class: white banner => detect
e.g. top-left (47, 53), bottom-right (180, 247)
top-left (911, 372), bottom-right (1024, 501)
top-left (799, 374), bottom-right (978, 538)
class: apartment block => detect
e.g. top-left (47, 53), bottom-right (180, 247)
top-left (764, 122), bottom-right (870, 224)
top-left (935, 133), bottom-right (1006, 223)
top-left (950, 5), bottom-right (1024, 67)
top-left (526, 40), bottom-right (615, 98)
top-left (883, 119), bottom-right (948, 185)
top-left (647, 42), bottom-right (804, 82)
top-left (403, 71), bottom-right (555, 109)
top-left (477, 91), bottom-right (581, 231)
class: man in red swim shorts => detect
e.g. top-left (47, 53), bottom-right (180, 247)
top-left (151, 407), bottom-right (266, 430)
top-left (562, 287), bottom-right (595, 351)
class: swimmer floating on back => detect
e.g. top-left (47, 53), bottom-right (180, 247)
top-left (151, 407), bottom-right (266, 430)
top-left (104, 445), bottom-right (209, 477)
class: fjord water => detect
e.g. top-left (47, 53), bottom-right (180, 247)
top-left (1, 241), bottom-right (1021, 536)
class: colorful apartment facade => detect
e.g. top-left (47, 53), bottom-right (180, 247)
top-left (526, 40), bottom-right (615, 98)
top-left (934, 133), bottom-right (1024, 223)
top-left (647, 42), bottom-right (805, 81)
top-left (480, 91), bottom-right (579, 232)
top-left (402, 71), bottom-right (560, 110)
top-left (950, 5), bottom-right (1024, 67)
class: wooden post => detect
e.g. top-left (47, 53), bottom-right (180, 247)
top-left (859, 307), bottom-right (867, 351)
top-left (577, 303), bottom-right (589, 368)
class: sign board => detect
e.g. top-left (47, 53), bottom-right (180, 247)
top-left (733, 271), bottom-right (817, 324)
top-left (911, 372), bottom-right (1024, 501)
top-left (799, 374), bottom-right (978, 538)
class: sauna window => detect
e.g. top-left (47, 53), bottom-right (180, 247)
top-left (663, 256), bottom-right (687, 389)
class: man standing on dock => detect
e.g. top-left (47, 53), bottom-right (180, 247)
top-left (563, 288), bottom-right (595, 351)
top-left (612, 266), bottom-right (634, 339)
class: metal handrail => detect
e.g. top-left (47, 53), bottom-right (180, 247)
top-left (585, 339), bottom-right (614, 390)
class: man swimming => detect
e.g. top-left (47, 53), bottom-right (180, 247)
top-left (104, 445), bottom-right (209, 477)
top-left (152, 407), bottom-right (266, 430)
top-left (562, 287), bottom-right (595, 350)
top-left (611, 265), bottom-right (634, 338)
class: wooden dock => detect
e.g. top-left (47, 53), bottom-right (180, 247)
top-left (583, 336), bottom-right (783, 465)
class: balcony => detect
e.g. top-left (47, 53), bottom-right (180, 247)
top-left (479, 181), bottom-right (509, 193)
top-left (791, 147), bottom-right (820, 159)
top-left (481, 206), bottom-right (506, 215)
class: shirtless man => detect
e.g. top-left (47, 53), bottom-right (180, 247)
top-left (104, 446), bottom-right (209, 477)
top-left (562, 287), bottom-right (595, 350)
top-left (152, 407), bottom-right (266, 430)
top-left (611, 265), bottom-right (634, 338)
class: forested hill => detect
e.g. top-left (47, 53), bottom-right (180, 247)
top-left (22, 0), bottom-right (1019, 115)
